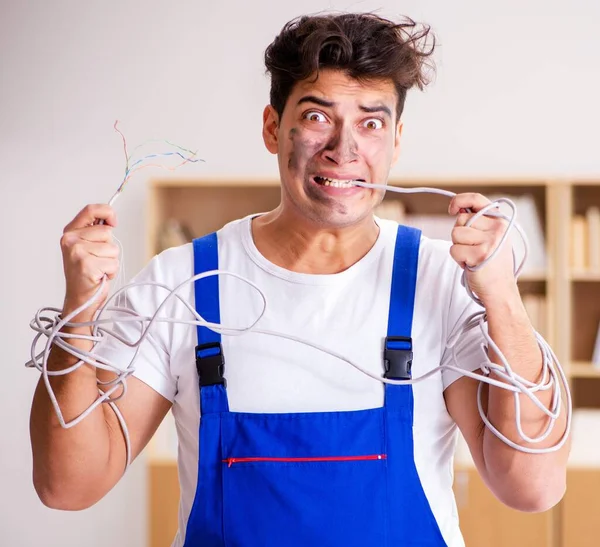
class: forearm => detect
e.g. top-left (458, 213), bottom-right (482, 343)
top-left (30, 326), bottom-right (124, 510)
top-left (482, 288), bottom-right (569, 509)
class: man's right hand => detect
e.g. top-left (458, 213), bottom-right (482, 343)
top-left (60, 204), bottom-right (120, 322)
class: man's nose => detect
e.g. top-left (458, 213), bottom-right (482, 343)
top-left (322, 127), bottom-right (359, 165)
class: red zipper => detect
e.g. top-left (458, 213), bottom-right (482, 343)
top-left (223, 454), bottom-right (387, 467)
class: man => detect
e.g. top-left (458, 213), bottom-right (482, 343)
top-left (30, 12), bottom-right (569, 547)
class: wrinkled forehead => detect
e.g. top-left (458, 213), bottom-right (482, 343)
top-left (287, 70), bottom-right (399, 116)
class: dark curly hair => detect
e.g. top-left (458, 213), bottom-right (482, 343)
top-left (264, 12), bottom-right (436, 122)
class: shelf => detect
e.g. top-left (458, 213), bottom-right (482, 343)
top-left (387, 178), bottom-right (551, 188)
top-left (570, 271), bottom-right (600, 282)
top-left (148, 457), bottom-right (178, 466)
top-left (573, 179), bottom-right (600, 186)
top-left (517, 271), bottom-right (548, 282)
top-left (570, 362), bottom-right (600, 378)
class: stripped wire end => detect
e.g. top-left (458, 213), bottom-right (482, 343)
top-left (110, 120), bottom-right (204, 199)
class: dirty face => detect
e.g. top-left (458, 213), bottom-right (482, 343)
top-left (263, 69), bottom-right (402, 228)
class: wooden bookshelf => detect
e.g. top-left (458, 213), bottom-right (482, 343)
top-left (566, 184), bottom-right (600, 414)
top-left (145, 177), bottom-right (600, 547)
top-left (570, 362), bottom-right (600, 379)
top-left (519, 271), bottom-right (549, 282)
top-left (570, 272), bottom-right (600, 282)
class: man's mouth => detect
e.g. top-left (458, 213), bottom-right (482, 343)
top-left (313, 176), bottom-right (365, 188)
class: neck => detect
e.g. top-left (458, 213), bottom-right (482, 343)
top-left (251, 207), bottom-right (380, 274)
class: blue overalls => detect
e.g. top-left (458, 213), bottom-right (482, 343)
top-left (183, 225), bottom-right (447, 546)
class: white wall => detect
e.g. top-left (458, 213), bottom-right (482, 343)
top-left (1, 1), bottom-right (598, 546)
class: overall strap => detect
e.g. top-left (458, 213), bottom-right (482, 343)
top-left (193, 233), bottom-right (229, 414)
top-left (384, 224), bottom-right (421, 415)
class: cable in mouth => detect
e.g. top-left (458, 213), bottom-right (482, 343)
top-left (314, 176), bottom-right (366, 187)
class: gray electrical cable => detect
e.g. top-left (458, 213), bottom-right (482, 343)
top-left (27, 182), bottom-right (572, 471)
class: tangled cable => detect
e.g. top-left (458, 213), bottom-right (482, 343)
top-left (27, 182), bottom-right (572, 471)
top-left (25, 124), bottom-right (571, 470)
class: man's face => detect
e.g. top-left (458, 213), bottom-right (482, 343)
top-left (263, 69), bottom-right (402, 229)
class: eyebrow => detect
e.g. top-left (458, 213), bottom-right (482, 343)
top-left (359, 104), bottom-right (392, 119)
top-left (297, 95), bottom-right (335, 108)
top-left (297, 95), bottom-right (392, 118)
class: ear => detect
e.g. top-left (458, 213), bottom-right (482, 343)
top-left (391, 121), bottom-right (403, 166)
top-left (262, 105), bottom-right (280, 154)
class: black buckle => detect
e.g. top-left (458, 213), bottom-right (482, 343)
top-left (383, 336), bottom-right (413, 380)
top-left (195, 342), bottom-right (226, 387)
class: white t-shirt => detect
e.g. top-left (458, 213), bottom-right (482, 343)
top-left (96, 215), bottom-right (489, 547)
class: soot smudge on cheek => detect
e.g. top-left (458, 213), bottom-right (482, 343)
top-left (288, 127), bottom-right (328, 176)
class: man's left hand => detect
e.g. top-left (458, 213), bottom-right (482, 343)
top-left (448, 192), bottom-right (518, 306)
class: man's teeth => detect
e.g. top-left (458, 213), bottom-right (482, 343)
top-left (315, 176), bottom-right (357, 187)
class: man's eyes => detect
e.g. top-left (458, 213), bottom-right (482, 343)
top-left (302, 111), bottom-right (384, 130)
top-left (362, 118), bottom-right (384, 130)
top-left (303, 111), bottom-right (328, 123)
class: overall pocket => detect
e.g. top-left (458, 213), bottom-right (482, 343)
top-left (220, 409), bottom-right (388, 547)
top-left (224, 454), bottom-right (386, 466)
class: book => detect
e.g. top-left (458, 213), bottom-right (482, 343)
top-left (587, 206), bottom-right (600, 273)
top-left (592, 321), bottom-right (600, 369)
top-left (377, 194), bottom-right (548, 277)
top-left (571, 215), bottom-right (588, 271)
top-left (486, 194), bottom-right (546, 275)
top-left (522, 293), bottom-right (547, 339)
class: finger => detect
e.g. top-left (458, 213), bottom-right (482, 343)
top-left (60, 228), bottom-right (114, 255)
top-left (454, 212), bottom-right (497, 230)
top-left (63, 204), bottom-right (117, 232)
top-left (449, 243), bottom-right (489, 268)
top-left (83, 242), bottom-right (120, 259)
top-left (448, 193), bottom-right (491, 215)
top-left (71, 224), bottom-right (115, 244)
top-left (451, 226), bottom-right (487, 246)
top-left (98, 258), bottom-right (121, 281)
top-left (63, 239), bottom-right (119, 266)
top-left (88, 258), bottom-right (121, 283)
